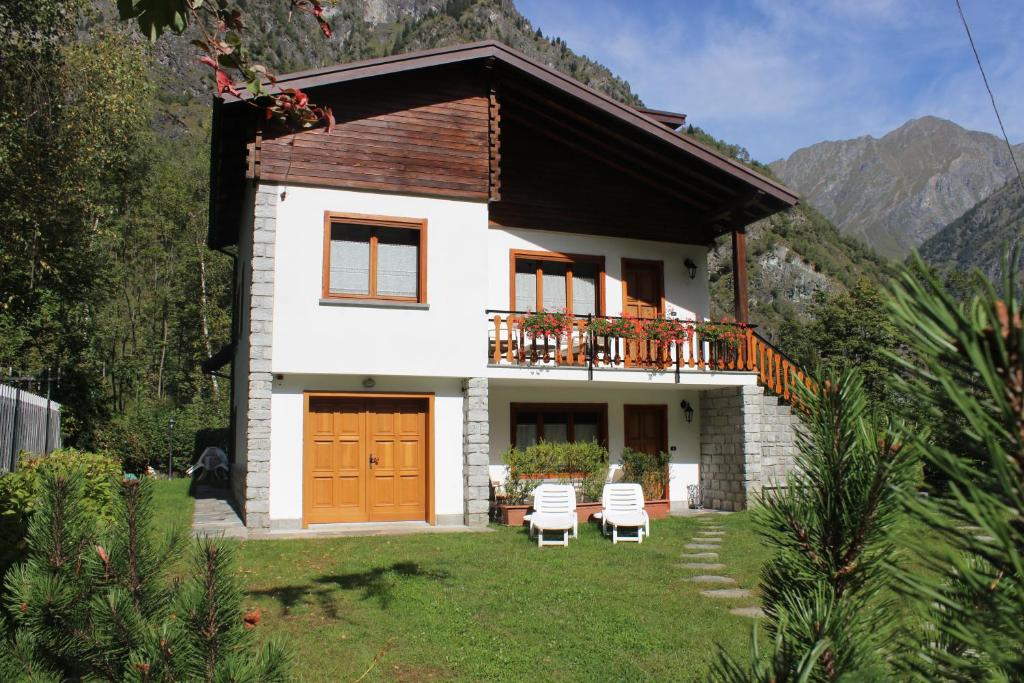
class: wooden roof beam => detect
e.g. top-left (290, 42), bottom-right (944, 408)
top-left (504, 108), bottom-right (709, 212)
top-left (698, 190), bottom-right (766, 230)
top-left (501, 77), bottom-right (742, 199)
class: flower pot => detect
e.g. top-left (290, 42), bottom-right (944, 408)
top-left (644, 499), bottom-right (670, 519)
top-left (575, 500), bottom-right (602, 523)
top-left (498, 504), bottom-right (531, 527)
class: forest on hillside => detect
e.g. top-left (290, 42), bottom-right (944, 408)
top-left (1, 0), bottom-right (230, 469)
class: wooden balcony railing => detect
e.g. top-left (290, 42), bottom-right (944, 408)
top-left (486, 311), bottom-right (811, 402)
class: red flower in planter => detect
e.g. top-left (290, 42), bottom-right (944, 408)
top-left (520, 309), bottom-right (573, 339)
top-left (640, 317), bottom-right (693, 345)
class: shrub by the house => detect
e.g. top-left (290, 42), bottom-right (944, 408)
top-left (501, 440), bottom-right (609, 504)
top-left (0, 448), bottom-right (121, 578)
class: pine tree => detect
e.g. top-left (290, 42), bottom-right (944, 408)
top-left (0, 469), bottom-right (290, 681)
top-left (714, 368), bottom-right (915, 681)
top-left (886, 251), bottom-right (1023, 680)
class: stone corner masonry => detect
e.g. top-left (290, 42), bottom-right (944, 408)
top-left (242, 184), bottom-right (277, 529)
top-left (462, 377), bottom-right (490, 527)
top-left (699, 384), bottom-right (800, 511)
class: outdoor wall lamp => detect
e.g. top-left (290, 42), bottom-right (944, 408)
top-left (684, 258), bottom-right (697, 279)
top-left (680, 400), bottom-right (694, 423)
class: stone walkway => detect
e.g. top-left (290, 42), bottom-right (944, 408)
top-left (191, 483), bottom-right (247, 539)
top-left (679, 516), bottom-right (764, 619)
top-left (189, 485), bottom-right (488, 540)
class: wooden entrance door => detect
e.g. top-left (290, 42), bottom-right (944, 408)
top-left (622, 259), bottom-right (664, 319)
top-left (622, 259), bottom-right (665, 366)
top-left (623, 404), bottom-right (669, 498)
top-left (304, 396), bottom-right (428, 525)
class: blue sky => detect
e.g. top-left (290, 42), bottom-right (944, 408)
top-left (516, 0), bottom-right (1023, 162)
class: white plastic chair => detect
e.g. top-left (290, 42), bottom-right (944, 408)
top-left (528, 483), bottom-right (578, 547)
top-left (601, 483), bottom-right (650, 544)
top-left (186, 446), bottom-right (230, 480)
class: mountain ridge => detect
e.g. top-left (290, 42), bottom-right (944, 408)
top-left (770, 116), bottom-right (1024, 259)
top-left (919, 175), bottom-right (1024, 288)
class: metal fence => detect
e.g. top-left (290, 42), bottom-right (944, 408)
top-left (0, 383), bottom-right (61, 473)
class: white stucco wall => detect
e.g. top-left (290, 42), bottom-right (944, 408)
top-left (487, 383), bottom-right (702, 504)
top-left (267, 374), bottom-right (465, 525)
top-left (266, 182), bottom-right (714, 381)
top-left (486, 226), bottom-right (710, 320)
top-left (268, 183), bottom-right (490, 378)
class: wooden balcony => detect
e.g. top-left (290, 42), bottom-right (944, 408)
top-left (487, 311), bottom-right (809, 401)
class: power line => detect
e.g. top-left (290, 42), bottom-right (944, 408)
top-left (954, 0), bottom-right (1024, 193)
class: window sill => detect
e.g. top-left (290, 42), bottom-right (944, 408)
top-left (319, 298), bottom-right (429, 310)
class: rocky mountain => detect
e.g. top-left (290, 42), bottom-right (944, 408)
top-left (919, 175), bottom-right (1024, 288)
top-left (124, 0), bottom-right (889, 335)
top-left (706, 199), bottom-right (889, 335)
top-left (770, 116), bottom-right (1024, 259)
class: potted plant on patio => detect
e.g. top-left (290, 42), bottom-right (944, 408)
top-left (496, 449), bottom-right (537, 526)
top-left (620, 447), bottom-right (672, 519)
top-left (497, 441), bottom-right (609, 525)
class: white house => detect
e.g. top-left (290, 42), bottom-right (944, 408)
top-left (207, 41), bottom-right (805, 530)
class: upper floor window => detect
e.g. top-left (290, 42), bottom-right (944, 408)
top-left (323, 213), bottom-right (427, 303)
top-left (510, 250), bottom-right (604, 316)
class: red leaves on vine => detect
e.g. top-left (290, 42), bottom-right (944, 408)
top-left (291, 0), bottom-right (332, 38)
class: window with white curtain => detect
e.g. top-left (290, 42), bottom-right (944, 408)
top-left (512, 253), bottom-right (602, 315)
top-left (326, 217), bottom-right (424, 302)
top-left (510, 404), bottom-right (607, 447)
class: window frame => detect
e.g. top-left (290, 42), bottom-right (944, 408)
top-left (508, 249), bottom-right (605, 315)
top-left (322, 211), bottom-right (428, 303)
top-left (509, 402), bottom-right (609, 447)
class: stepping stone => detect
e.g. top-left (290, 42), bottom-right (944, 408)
top-left (730, 607), bottom-right (765, 618)
top-left (685, 543), bottom-right (721, 550)
top-left (689, 575), bottom-right (736, 584)
top-left (697, 531), bottom-right (725, 536)
top-left (701, 588), bottom-right (753, 599)
top-left (681, 552), bottom-right (719, 559)
top-left (679, 562), bottom-right (726, 570)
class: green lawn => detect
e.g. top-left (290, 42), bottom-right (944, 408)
top-left (153, 480), bottom-right (768, 682)
top-left (240, 517), bottom-right (768, 681)
top-left (151, 477), bottom-right (194, 534)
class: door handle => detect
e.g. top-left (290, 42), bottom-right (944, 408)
top-left (369, 454), bottom-right (379, 468)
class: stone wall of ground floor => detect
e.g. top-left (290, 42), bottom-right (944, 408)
top-left (699, 385), bottom-right (800, 510)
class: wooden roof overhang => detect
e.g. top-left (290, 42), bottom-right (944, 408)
top-left (208, 40), bottom-right (798, 249)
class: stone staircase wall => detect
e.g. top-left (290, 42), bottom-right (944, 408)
top-left (699, 384), bottom-right (801, 510)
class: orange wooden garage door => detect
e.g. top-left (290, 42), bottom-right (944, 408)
top-left (304, 396), bottom-right (427, 524)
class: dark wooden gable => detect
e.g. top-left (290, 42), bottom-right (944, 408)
top-left (489, 71), bottom-right (781, 245)
top-left (255, 64), bottom-right (490, 200)
top-left (209, 42), bottom-right (796, 249)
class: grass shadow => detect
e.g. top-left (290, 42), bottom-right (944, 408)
top-left (248, 561), bottom-right (451, 618)
top-left (316, 561), bottom-right (451, 608)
